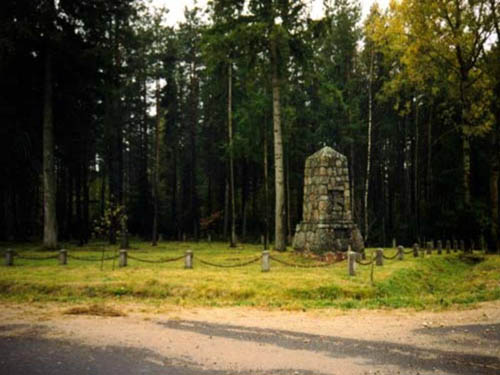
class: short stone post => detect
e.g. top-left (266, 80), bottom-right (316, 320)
top-left (413, 243), bottom-right (419, 257)
top-left (119, 249), bottom-right (127, 267)
top-left (453, 239), bottom-right (458, 252)
top-left (261, 251), bottom-right (270, 272)
top-left (397, 245), bottom-right (404, 260)
top-left (347, 251), bottom-right (356, 276)
top-left (59, 249), bottom-right (67, 265)
top-left (460, 240), bottom-right (465, 252)
top-left (392, 238), bottom-right (397, 248)
top-left (426, 241), bottom-right (432, 255)
top-left (158, 234), bottom-right (164, 242)
top-left (260, 235), bottom-right (264, 245)
top-left (376, 248), bottom-right (384, 266)
top-left (207, 233), bottom-right (211, 243)
top-left (5, 249), bottom-right (13, 266)
top-left (437, 240), bottom-right (442, 255)
top-left (470, 239), bottom-right (475, 253)
top-left (182, 233), bottom-right (187, 242)
top-left (185, 250), bottom-right (193, 269)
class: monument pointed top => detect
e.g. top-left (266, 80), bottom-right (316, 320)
top-left (308, 146), bottom-right (346, 161)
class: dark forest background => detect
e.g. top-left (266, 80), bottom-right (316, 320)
top-left (1, 0), bottom-right (499, 251)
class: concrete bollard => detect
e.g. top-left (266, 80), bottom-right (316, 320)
top-left (261, 251), bottom-right (270, 272)
top-left (453, 239), bottom-right (458, 252)
top-left (437, 240), bottom-right (442, 255)
top-left (119, 249), bottom-right (127, 267)
top-left (207, 234), bottom-right (212, 243)
top-left (185, 250), bottom-right (193, 269)
top-left (392, 238), bottom-right (397, 248)
top-left (445, 240), bottom-right (451, 254)
top-left (426, 241), bottom-right (432, 255)
top-left (59, 249), bottom-right (67, 265)
top-left (376, 248), bottom-right (384, 266)
top-left (413, 243), bottom-right (419, 257)
top-left (397, 245), bottom-right (404, 260)
top-left (182, 233), bottom-right (187, 242)
top-left (5, 249), bottom-right (13, 266)
top-left (470, 240), bottom-right (475, 253)
top-left (347, 251), bottom-right (356, 276)
top-left (480, 235), bottom-right (486, 252)
top-left (460, 240), bottom-right (465, 252)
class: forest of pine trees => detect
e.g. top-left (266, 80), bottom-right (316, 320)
top-left (1, 0), bottom-right (499, 252)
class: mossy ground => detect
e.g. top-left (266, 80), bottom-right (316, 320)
top-left (0, 241), bottom-right (498, 310)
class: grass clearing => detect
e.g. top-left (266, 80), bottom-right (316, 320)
top-left (0, 241), bottom-right (499, 310)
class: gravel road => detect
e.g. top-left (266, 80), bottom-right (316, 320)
top-left (0, 303), bottom-right (499, 375)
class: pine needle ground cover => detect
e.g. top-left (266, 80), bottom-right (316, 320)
top-left (0, 241), bottom-right (498, 310)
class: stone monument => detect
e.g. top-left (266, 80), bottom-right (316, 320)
top-left (293, 146), bottom-right (364, 254)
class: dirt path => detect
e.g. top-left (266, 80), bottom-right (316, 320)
top-left (0, 302), bottom-right (499, 375)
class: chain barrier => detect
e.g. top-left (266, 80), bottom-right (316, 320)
top-left (14, 252), bottom-right (59, 260)
top-left (127, 254), bottom-right (184, 264)
top-left (67, 254), bottom-right (118, 262)
top-left (269, 255), bottom-right (345, 268)
top-left (382, 252), bottom-right (399, 260)
top-left (403, 248), bottom-right (414, 255)
top-left (197, 256), bottom-right (261, 268)
top-left (355, 257), bottom-right (374, 266)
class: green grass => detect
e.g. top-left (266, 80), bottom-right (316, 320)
top-left (0, 241), bottom-right (499, 310)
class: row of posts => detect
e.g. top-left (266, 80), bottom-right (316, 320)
top-left (2, 248), bottom-right (396, 275)
top-left (4, 240), bottom-right (477, 274)
top-left (347, 246), bottom-right (405, 276)
top-left (392, 238), bottom-right (483, 253)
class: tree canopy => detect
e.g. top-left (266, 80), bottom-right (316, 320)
top-left (0, 0), bottom-right (498, 252)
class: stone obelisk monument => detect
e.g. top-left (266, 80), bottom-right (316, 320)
top-left (293, 146), bottom-right (364, 254)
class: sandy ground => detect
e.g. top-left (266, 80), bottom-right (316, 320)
top-left (0, 301), bottom-right (499, 375)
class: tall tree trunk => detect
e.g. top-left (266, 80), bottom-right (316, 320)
top-left (76, 164), bottom-right (83, 245)
top-left (152, 80), bottom-right (161, 246)
top-left (364, 48), bottom-right (374, 243)
top-left (462, 133), bottom-right (471, 207)
top-left (487, 0), bottom-right (499, 253)
top-left (491, 146), bottom-right (499, 253)
top-left (142, 73), bottom-right (149, 238)
top-left (228, 64), bottom-right (237, 247)
top-left (242, 162), bottom-right (248, 240)
top-left (223, 179), bottom-right (229, 239)
top-left (426, 107), bottom-right (433, 202)
top-left (82, 159), bottom-right (90, 244)
top-left (171, 147), bottom-right (178, 239)
top-left (263, 119), bottom-right (270, 250)
top-left (348, 111), bottom-right (356, 222)
top-left (414, 95), bottom-right (420, 239)
top-left (271, 37), bottom-right (286, 251)
top-left (286, 150), bottom-right (292, 245)
top-left (190, 66), bottom-right (199, 240)
top-left (42, 47), bottom-right (58, 249)
top-left (456, 49), bottom-right (472, 209)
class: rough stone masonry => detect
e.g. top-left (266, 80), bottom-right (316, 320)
top-left (293, 146), bottom-right (364, 254)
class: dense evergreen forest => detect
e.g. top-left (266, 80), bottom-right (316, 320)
top-left (1, 0), bottom-right (499, 251)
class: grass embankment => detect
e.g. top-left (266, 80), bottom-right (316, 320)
top-left (0, 241), bottom-right (498, 310)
